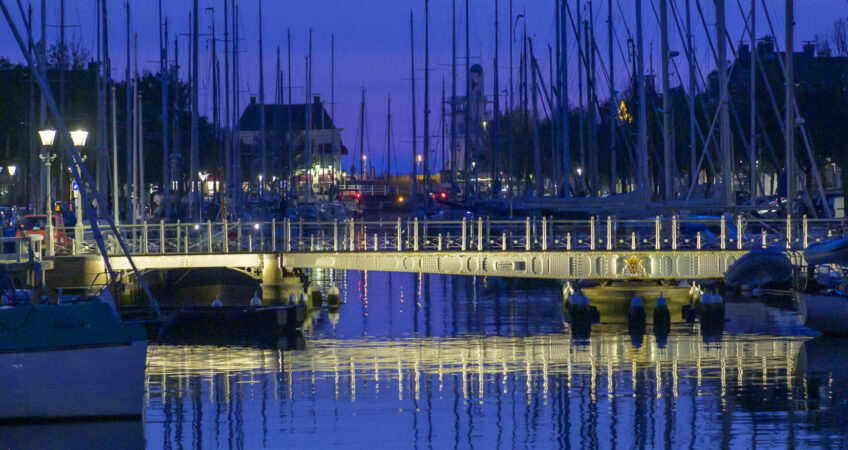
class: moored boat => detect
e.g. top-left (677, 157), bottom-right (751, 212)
top-left (796, 290), bottom-right (848, 336)
top-left (0, 290), bottom-right (148, 422)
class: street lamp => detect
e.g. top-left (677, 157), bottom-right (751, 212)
top-left (38, 129), bottom-right (56, 146)
top-left (6, 165), bottom-right (16, 206)
top-left (70, 130), bottom-right (88, 147)
top-left (70, 130), bottom-right (88, 235)
top-left (38, 128), bottom-right (58, 216)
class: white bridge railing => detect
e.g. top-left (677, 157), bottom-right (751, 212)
top-left (42, 215), bottom-right (848, 258)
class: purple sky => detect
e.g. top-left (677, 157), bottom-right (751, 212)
top-left (2, 0), bottom-right (847, 174)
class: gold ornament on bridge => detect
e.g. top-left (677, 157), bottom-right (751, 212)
top-left (622, 255), bottom-right (646, 277)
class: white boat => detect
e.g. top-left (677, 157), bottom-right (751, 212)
top-left (0, 290), bottom-right (148, 421)
top-left (796, 291), bottom-right (848, 336)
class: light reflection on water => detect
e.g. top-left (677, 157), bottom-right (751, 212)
top-left (143, 272), bottom-right (848, 448)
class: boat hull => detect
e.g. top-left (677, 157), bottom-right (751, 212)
top-left (0, 340), bottom-right (148, 421)
top-left (797, 292), bottom-right (848, 336)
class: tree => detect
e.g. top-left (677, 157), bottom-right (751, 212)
top-left (830, 18), bottom-right (848, 56)
top-left (47, 38), bottom-right (90, 70)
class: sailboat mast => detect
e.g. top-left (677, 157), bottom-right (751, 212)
top-left (661, 0), bottom-right (672, 200)
top-left (749, 0), bottom-right (757, 207)
top-left (258, 0), bottom-right (266, 194)
top-left (360, 87), bottom-right (366, 179)
top-left (607, 0), bottom-right (614, 194)
top-left (785, 0), bottom-right (795, 214)
top-left (305, 28), bottom-right (312, 199)
top-left (423, 0), bottom-right (430, 198)
top-left (635, 0), bottom-right (649, 201)
top-left (387, 94), bottom-right (392, 178)
top-left (161, 6), bottom-right (170, 220)
top-left (464, 0), bottom-right (471, 200)
top-left (560, 0), bottom-right (570, 197)
top-left (493, 0), bottom-right (500, 196)
top-left (450, 0), bottom-right (457, 197)
top-left (224, 0), bottom-right (230, 216)
top-left (191, 0), bottom-right (200, 220)
top-left (529, 40), bottom-right (542, 197)
top-left (410, 10), bottom-right (418, 206)
top-left (125, 2), bottom-right (132, 222)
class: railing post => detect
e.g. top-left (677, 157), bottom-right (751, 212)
top-left (762, 230), bottom-right (767, 249)
top-left (502, 232), bottom-right (507, 251)
top-left (606, 216), bottom-right (613, 250)
top-left (803, 215), bottom-right (809, 249)
top-left (525, 217), bottom-right (531, 251)
top-left (397, 218), bottom-right (403, 251)
top-left (142, 221), bottom-right (149, 253)
top-left (413, 218), bottom-right (419, 252)
top-left (285, 219), bottom-right (291, 252)
top-left (438, 233), bottom-right (443, 251)
top-left (737, 215), bottom-right (743, 250)
top-left (222, 219), bottom-right (229, 253)
top-left (207, 221), bottom-right (213, 253)
top-left (45, 219), bottom-right (54, 257)
top-left (272, 219), bottom-right (277, 252)
top-left (160, 220), bottom-right (166, 254)
top-left (720, 216), bottom-right (727, 250)
top-left (334, 220), bottom-right (339, 251)
top-left (566, 232), bottom-right (572, 250)
top-left (462, 217), bottom-right (468, 251)
top-left (541, 217), bottom-right (548, 251)
top-left (74, 220), bottom-right (82, 255)
top-left (631, 232), bottom-right (636, 250)
top-left (374, 234), bottom-right (378, 251)
top-left (655, 216), bottom-right (661, 250)
top-left (349, 219), bottom-right (355, 251)
top-left (672, 216), bottom-right (678, 250)
top-left (590, 217), bottom-right (596, 251)
top-left (236, 220), bottom-right (242, 252)
top-left (786, 215), bottom-right (792, 250)
top-left (185, 224), bottom-right (190, 253)
top-left (697, 232), bottom-right (702, 250)
top-left (477, 218), bottom-right (484, 251)
top-left (176, 220), bottom-right (181, 254)
top-left (299, 219), bottom-right (304, 251)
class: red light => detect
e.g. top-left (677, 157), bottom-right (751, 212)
top-left (355, 192), bottom-right (361, 199)
top-left (440, 192), bottom-right (447, 199)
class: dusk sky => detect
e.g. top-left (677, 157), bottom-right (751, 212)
top-left (2, 0), bottom-right (847, 174)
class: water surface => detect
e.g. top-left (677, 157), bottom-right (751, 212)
top-left (139, 272), bottom-right (848, 448)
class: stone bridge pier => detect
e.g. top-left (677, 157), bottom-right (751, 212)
top-left (260, 254), bottom-right (304, 305)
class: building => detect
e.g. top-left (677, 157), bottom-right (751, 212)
top-left (238, 96), bottom-right (346, 194)
top-left (446, 64), bottom-right (489, 187)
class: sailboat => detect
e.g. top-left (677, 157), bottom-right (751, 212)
top-left (0, 1), bottom-right (154, 422)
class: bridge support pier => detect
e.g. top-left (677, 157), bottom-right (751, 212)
top-left (260, 254), bottom-right (303, 305)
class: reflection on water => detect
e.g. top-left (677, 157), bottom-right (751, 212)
top-left (140, 272), bottom-right (848, 448)
top-left (0, 420), bottom-right (144, 449)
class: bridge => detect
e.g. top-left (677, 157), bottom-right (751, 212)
top-left (2, 215), bottom-right (844, 302)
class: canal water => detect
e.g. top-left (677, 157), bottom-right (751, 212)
top-left (3, 271), bottom-right (847, 448)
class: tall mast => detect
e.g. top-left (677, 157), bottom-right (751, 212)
top-left (258, 0), bottom-right (266, 192)
top-left (305, 28), bottom-right (312, 199)
top-left (749, 0), bottom-right (757, 207)
top-left (125, 2), bottom-right (132, 222)
top-left (441, 79), bottom-right (446, 176)
top-left (172, 37), bottom-right (181, 218)
top-left (410, 10), bottom-right (418, 209)
top-left (211, 12), bottom-right (219, 199)
top-left (686, 0), bottom-right (695, 190)
top-left (233, 4), bottom-right (241, 212)
top-left (360, 87), bottom-right (366, 179)
top-left (133, 33), bottom-right (139, 221)
top-left (423, 0), bottom-right (430, 198)
top-left (331, 33), bottom-right (336, 188)
top-left (529, 40), bottom-right (542, 197)
top-left (785, 0), bottom-right (795, 214)
top-left (58, 0), bottom-right (65, 205)
top-left (224, 0), bottom-right (230, 217)
top-left (493, 0), bottom-right (500, 196)
top-left (717, 0), bottom-right (732, 206)
top-left (508, 0), bottom-right (514, 197)
top-left (387, 94), bottom-right (392, 177)
top-left (635, 0), bottom-right (649, 201)
top-left (586, 9), bottom-right (599, 195)
top-left (576, 0), bottom-right (585, 192)
top-left (661, 0), bottom-right (671, 200)
top-left (561, 0), bottom-right (570, 197)
top-left (161, 5), bottom-right (170, 220)
top-left (464, 0), bottom-right (471, 200)
top-left (286, 29), bottom-right (292, 188)
top-left (450, 0), bottom-right (457, 197)
top-left (606, 0), bottom-right (614, 195)
top-left (191, 0), bottom-right (200, 220)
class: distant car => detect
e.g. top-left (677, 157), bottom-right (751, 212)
top-left (17, 214), bottom-right (72, 254)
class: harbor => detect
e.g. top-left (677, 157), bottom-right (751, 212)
top-left (1, 0), bottom-right (848, 447)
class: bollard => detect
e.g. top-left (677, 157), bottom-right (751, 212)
top-left (327, 284), bottom-right (341, 307)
